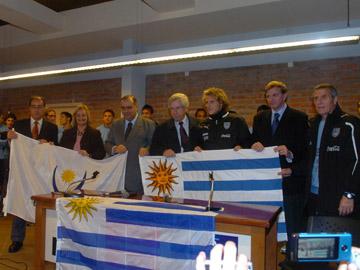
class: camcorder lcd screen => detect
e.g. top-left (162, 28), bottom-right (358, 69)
top-left (298, 237), bottom-right (338, 260)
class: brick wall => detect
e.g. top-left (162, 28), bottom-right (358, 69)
top-left (0, 78), bottom-right (122, 127)
top-left (1, 57), bottom-right (359, 128)
top-left (146, 57), bottom-right (360, 125)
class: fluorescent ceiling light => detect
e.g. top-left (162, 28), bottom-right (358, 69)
top-left (0, 35), bottom-right (358, 82)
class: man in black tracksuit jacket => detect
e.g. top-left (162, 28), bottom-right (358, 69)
top-left (307, 84), bottom-right (360, 245)
top-left (198, 87), bottom-right (251, 150)
top-left (199, 110), bottom-right (251, 150)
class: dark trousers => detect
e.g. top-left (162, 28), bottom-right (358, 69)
top-left (0, 158), bottom-right (9, 212)
top-left (306, 193), bottom-right (360, 246)
top-left (0, 158), bottom-right (9, 196)
top-left (11, 216), bottom-right (26, 242)
top-left (283, 193), bottom-right (306, 239)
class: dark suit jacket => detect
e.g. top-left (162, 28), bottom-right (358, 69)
top-left (150, 116), bottom-right (202, 155)
top-left (60, 126), bottom-right (105, 160)
top-left (14, 118), bottom-right (58, 144)
top-left (252, 106), bottom-right (309, 195)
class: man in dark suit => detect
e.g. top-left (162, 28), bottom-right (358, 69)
top-left (105, 95), bottom-right (155, 194)
top-left (6, 96), bottom-right (58, 253)
top-left (150, 93), bottom-right (202, 157)
top-left (251, 81), bottom-right (309, 240)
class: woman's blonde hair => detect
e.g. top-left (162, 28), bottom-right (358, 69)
top-left (72, 104), bottom-right (91, 127)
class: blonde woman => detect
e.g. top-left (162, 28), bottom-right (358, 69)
top-left (60, 104), bottom-right (105, 159)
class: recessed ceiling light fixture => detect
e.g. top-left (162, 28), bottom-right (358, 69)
top-left (0, 33), bottom-right (359, 82)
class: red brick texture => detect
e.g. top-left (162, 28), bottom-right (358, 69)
top-left (146, 57), bottom-right (360, 125)
top-left (0, 79), bottom-right (122, 127)
top-left (0, 57), bottom-right (359, 128)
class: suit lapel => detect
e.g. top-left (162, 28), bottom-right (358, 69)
top-left (168, 119), bottom-right (181, 150)
top-left (276, 107), bottom-right (290, 134)
top-left (128, 117), bottom-right (142, 141)
top-left (119, 120), bottom-right (126, 142)
top-left (25, 119), bottom-right (32, 138)
top-left (39, 120), bottom-right (46, 138)
top-left (264, 111), bottom-right (272, 137)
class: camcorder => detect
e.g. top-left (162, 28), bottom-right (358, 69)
top-left (289, 233), bottom-right (359, 264)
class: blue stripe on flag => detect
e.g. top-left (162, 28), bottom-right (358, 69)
top-left (57, 227), bottom-right (211, 259)
top-left (114, 201), bottom-right (207, 212)
top-left (184, 179), bottom-right (282, 191)
top-left (57, 250), bottom-right (150, 270)
top-left (277, 222), bottom-right (287, 234)
top-left (237, 201), bottom-right (283, 207)
top-left (182, 157), bottom-right (280, 171)
top-left (106, 208), bottom-right (214, 231)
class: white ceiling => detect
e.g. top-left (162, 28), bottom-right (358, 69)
top-left (0, 0), bottom-right (360, 71)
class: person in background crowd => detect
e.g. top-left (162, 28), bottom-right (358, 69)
top-left (150, 93), bottom-right (202, 157)
top-left (105, 95), bottom-right (155, 194)
top-left (141, 104), bottom-right (158, 125)
top-left (252, 81), bottom-right (309, 242)
top-left (5, 113), bottom-right (16, 130)
top-left (60, 104), bottom-right (105, 160)
top-left (196, 87), bottom-right (251, 151)
top-left (194, 108), bottom-right (207, 124)
top-left (58, 111), bottom-right (72, 142)
top-left (0, 111), bottom-right (4, 127)
top-left (306, 83), bottom-right (360, 245)
top-left (6, 96), bottom-right (58, 253)
top-left (60, 112), bottom-right (72, 130)
top-left (256, 104), bottom-right (270, 114)
top-left (0, 113), bottom-right (10, 216)
top-left (44, 108), bottom-right (56, 124)
top-left (0, 113), bottom-right (17, 215)
top-left (97, 109), bottom-right (115, 143)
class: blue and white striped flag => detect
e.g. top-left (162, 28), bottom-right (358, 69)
top-left (139, 147), bottom-right (286, 241)
top-left (56, 197), bottom-right (216, 270)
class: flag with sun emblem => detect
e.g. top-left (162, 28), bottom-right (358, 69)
top-left (4, 133), bottom-right (127, 223)
top-left (56, 197), bottom-right (216, 270)
top-left (140, 147), bottom-right (287, 241)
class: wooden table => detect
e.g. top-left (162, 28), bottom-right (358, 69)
top-left (31, 193), bottom-right (281, 270)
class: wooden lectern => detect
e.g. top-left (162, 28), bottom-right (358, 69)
top-left (31, 193), bottom-right (281, 270)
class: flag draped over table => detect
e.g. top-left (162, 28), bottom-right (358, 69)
top-left (4, 133), bottom-right (127, 223)
top-left (139, 147), bottom-right (286, 241)
top-left (56, 197), bottom-right (216, 270)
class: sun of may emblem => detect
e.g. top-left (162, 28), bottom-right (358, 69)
top-left (61, 169), bottom-right (76, 183)
top-left (65, 197), bottom-right (100, 222)
top-left (146, 160), bottom-right (178, 196)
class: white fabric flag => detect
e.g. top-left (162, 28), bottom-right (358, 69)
top-left (139, 148), bottom-right (286, 241)
top-left (4, 133), bottom-right (127, 223)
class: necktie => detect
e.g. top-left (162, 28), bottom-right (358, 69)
top-left (179, 121), bottom-right (189, 149)
top-left (32, 121), bottom-right (39, 139)
top-left (271, 113), bottom-right (280, 135)
top-left (124, 122), bottom-right (133, 141)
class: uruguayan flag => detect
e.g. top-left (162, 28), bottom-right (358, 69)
top-left (56, 197), bottom-right (216, 270)
top-left (4, 133), bottom-right (126, 223)
top-left (139, 148), bottom-right (286, 241)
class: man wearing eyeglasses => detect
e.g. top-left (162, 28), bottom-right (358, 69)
top-left (6, 96), bottom-right (58, 253)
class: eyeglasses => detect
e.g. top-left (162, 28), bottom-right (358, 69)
top-left (30, 105), bottom-right (44, 109)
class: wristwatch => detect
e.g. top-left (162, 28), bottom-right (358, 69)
top-left (343, 192), bottom-right (356, 199)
